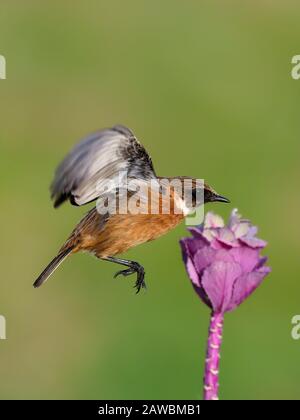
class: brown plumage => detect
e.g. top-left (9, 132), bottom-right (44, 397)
top-left (34, 125), bottom-right (229, 292)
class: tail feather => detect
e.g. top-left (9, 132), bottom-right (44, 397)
top-left (33, 247), bottom-right (73, 288)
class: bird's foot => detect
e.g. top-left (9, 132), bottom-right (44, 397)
top-left (134, 265), bottom-right (146, 294)
top-left (114, 268), bottom-right (135, 278)
top-left (114, 262), bottom-right (146, 294)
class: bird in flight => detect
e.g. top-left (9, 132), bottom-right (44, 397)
top-left (34, 125), bottom-right (229, 293)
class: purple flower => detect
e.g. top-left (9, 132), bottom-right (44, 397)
top-left (180, 209), bottom-right (271, 400)
top-left (180, 209), bottom-right (271, 314)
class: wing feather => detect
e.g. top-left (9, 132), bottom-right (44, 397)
top-left (51, 125), bottom-right (156, 207)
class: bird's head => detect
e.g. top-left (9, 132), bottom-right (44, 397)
top-left (156, 176), bottom-right (230, 216)
top-left (178, 178), bottom-right (230, 214)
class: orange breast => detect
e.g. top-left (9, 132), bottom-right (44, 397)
top-left (88, 212), bottom-right (184, 257)
top-left (72, 189), bottom-right (185, 257)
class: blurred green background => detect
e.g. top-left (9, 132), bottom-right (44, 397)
top-left (0, 0), bottom-right (299, 400)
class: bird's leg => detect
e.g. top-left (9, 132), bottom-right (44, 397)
top-left (102, 256), bottom-right (146, 293)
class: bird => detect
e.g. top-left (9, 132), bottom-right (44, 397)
top-left (34, 125), bottom-right (230, 293)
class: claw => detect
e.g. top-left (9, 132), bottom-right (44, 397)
top-left (114, 268), bottom-right (134, 278)
top-left (134, 279), bottom-right (147, 294)
top-left (108, 258), bottom-right (146, 293)
top-left (134, 268), bottom-right (147, 293)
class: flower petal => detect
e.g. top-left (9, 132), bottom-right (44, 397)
top-left (215, 227), bottom-right (239, 247)
top-left (247, 226), bottom-right (258, 238)
top-left (229, 246), bottom-right (260, 273)
top-left (193, 246), bottom-right (216, 273)
top-left (202, 261), bottom-right (242, 313)
top-left (187, 227), bottom-right (210, 245)
top-left (193, 245), bottom-right (236, 275)
top-left (180, 237), bottom-right (206, 257)
top-left (180, 241), bottom-right (212, 306)
top-left (255, 256), bottom-right (268, 269)
top-left (185, 256), bottom-right (200, 288)
top-left (180, 240), bottom-right (202, 288)
top-left (204, 212), bottom-right (225, 229)
top-left (228, 208), bottom-right (241, 228)
top-left (202, 228), bottom-right (217, 242)
top-left (227, 267), bottom-right (271, 311)
top-left (239, 236), bottom-right (267, 249)
top-left (210, 238), bottom-right (226, 250)
top-left (215, 248), bottom-right (236, 263)
top-left (232, 221), bottom-right (251, 238)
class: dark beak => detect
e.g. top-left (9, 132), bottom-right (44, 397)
top-left (213, 194), bottom-right (230, 203)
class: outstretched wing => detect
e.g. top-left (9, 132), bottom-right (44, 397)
top-left (51, 125), bottom-right (156, 207)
